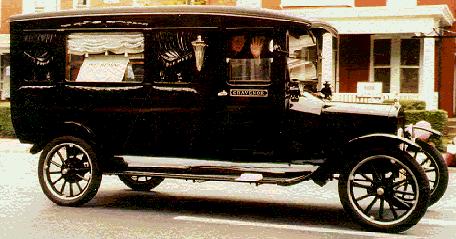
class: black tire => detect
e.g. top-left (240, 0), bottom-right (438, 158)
top-left (338, 149), bottom-right (430, 232)
top-left (118, 175), bottom-right (163, 191)
top-left (38, 136), bottom-right (102, 206)
top-left (414, 139), bottom-right (449, 206)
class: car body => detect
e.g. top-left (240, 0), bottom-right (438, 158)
top-left (10, 6), bottom-right (430, 232)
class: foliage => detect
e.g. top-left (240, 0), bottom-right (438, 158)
top-left (0, 103), bottom-right (15, 138)
top-left (383, 99), bottom-right (426, 110)
top-left (404, 109), bottom-right (448, 151)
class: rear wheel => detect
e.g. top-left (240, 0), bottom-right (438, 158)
top-left (118, 175), bottom-right (163, 191)
top-left (38, 136), bottom-right (102, 206)
top-left (338, 149), bottom-right (430, 232)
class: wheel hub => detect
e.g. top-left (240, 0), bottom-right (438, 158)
top-left (60, 156), bottom-right (89, 183)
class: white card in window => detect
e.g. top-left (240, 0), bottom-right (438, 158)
top-left (76, 55), bottom-right (129, 82)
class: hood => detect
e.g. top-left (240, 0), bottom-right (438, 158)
top-left (323, 101), bottom-right (401, 117)
top-left (290, 93), bottom-right (401, 117)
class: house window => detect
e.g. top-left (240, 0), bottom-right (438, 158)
top-left (373, 39), bottom-right (391, 93)
top-left (73, 0), bottom-right (89, 8)
top-left (400, 39), bottom-right (420, 93)
top-left (34, 0), bottom-right (45, 12)
top-left (371, 37), bottom-right (421, 94)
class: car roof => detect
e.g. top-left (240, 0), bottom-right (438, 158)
top-left (10, 5), bottom-right (337, 35)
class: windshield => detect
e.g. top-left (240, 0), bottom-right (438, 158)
top-left (287, 31), bottom-right (319, 92)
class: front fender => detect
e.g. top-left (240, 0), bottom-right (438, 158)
top-left (348, 133), bottom-right (421, 152)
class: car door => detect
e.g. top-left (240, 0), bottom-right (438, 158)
top-left (213, 29), bottom-right (284, 160)
top-left (121, 30), bottom-right (223, 156)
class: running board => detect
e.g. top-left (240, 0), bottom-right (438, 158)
top-left (115, 170), bottom-right (313, 186)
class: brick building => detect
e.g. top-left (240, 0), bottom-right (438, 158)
top-left (1, 0), bottom-right (456, 117)
top-left (282, 0), bottom-right (456, 116)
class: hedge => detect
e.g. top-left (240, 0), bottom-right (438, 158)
top-left (0, 103), bottom-right (15, 138)
top-left (404, 109), bottom-right (448, 151)
top-left (383, 99), bottom-right (426, 110)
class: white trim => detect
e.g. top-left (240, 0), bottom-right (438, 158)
top-left (321, 33), bottom-right (334, 89)
top-left (391, 38), bottom-right (400, 93)
top-left (281, 0), bottom-right (354, 7)
top-left (420, 37), bottom-right (436, 110)
top-left (0, 34), bottom-right (10, 54)
top-left (285, 5), bottom-right (454, 35)
top-left (387, 0), bottom-right (416, 8)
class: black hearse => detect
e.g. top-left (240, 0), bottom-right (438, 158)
top-left (10, 6), bottom-right (431, 232)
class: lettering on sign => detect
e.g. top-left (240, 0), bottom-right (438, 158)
top-left (230, 89), bottom-right (268, 97)
top-left (357, 82), bottom-right (382, 98)
top-left (76, 55), bottom-right (129, 82)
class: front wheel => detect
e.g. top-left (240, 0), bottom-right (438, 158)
top-left (338, 149), bottom-right (430, 232)
top-left (38, 136), bottom-right (102, 206)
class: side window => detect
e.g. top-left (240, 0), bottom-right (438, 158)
top-left (226, 32), bottom-right (273, 85)
top-left (22, 33), bottom-right (64, 82)
top-left (150, 31), bottom-right (209, 84)
top-left (66, 32), bottom-right (144, 83)
top-left (288, 32), bottom-right (319, 92)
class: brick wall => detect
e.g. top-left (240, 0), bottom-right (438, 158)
top-left (355, 0), bottom-right (386, 7)
top-left (0, 0), bottom-right (22, 34)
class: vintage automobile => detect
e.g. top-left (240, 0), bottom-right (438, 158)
top-left (10, 6), bottom-right (432, 232)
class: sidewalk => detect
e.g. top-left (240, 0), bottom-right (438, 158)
top-left (0, 138), bottom-right (31, 153)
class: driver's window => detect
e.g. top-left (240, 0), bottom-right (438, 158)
top-left (288, 33), bottom-right (318, 92)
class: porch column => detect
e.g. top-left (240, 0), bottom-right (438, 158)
top-left (321, 33), bottom-right (334, 90)
top-left (420, 37), bottom-right (436, 110)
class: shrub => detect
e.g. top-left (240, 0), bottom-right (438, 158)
top-left (404, 109), bottom-right (448, 151)
top-left (383, 99), bottom-right (426, 110)
top-left (0, 103), bottom-right (15, 138)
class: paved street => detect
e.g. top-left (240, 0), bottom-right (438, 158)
top-left (1, 138), bottom-right (456, 239)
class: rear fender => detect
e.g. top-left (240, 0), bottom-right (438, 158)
top-left (30, 121), bottom-right (96, 154)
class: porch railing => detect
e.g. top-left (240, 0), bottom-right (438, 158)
top-left (332, 92), bottom-right (438, 108)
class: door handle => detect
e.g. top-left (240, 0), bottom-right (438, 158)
top-left (217, 90), bottom-right (228, 97)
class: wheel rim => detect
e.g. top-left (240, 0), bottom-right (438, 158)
top-left (411, 150), bottom-right (439, 195)
top-left (347, 155), bottom-right (420, 226)
top-left (128, 175), bottom-right (154, 183)
top-left (42, 143), bottom-right (93, 201)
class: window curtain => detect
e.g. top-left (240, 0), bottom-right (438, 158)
top-left (68, 33), bottom-right (144, 55)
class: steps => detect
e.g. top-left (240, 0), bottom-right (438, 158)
top-left (445, 118), bottom-right (456, 140)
